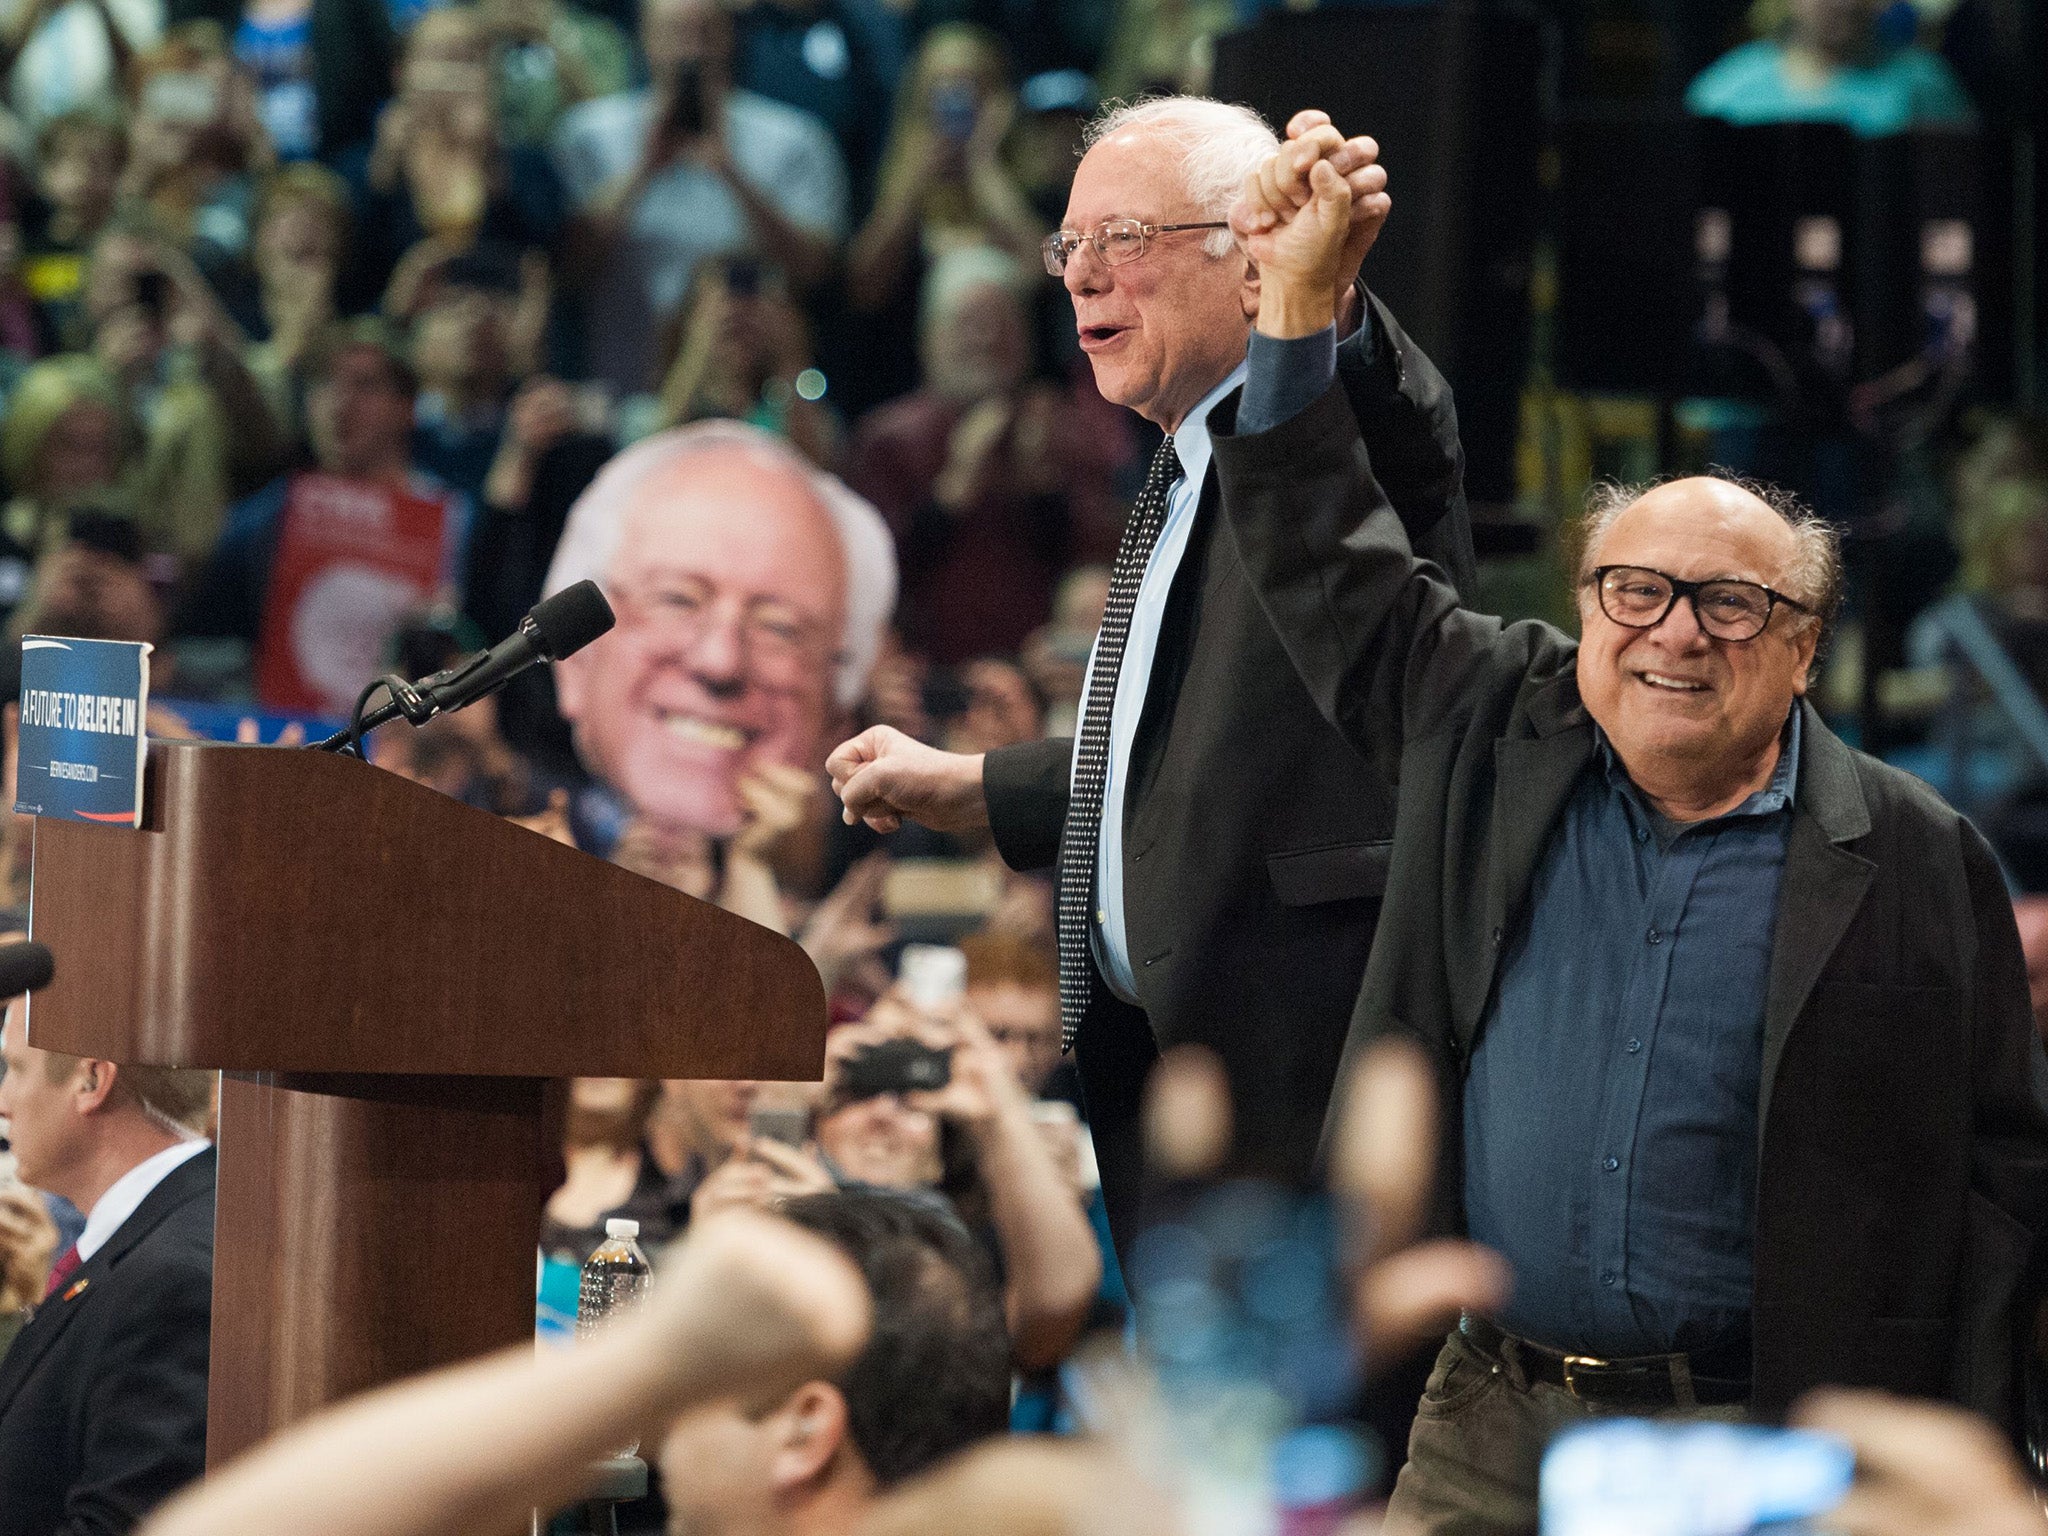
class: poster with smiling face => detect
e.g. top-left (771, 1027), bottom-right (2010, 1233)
top-left (545, 423), bottom-right (894, 842)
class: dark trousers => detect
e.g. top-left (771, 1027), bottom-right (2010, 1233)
top-left (1382, 1328), bottom-right (1746, 1536)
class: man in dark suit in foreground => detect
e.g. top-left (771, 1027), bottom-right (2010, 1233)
top-left (829, 100), bottom-right (1474, 1251)
top-left (0, 1001), bottom-right (215, 1536)
top-left (1215, 144), bottom-right (2048, 1533)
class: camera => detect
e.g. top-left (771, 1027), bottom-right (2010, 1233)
top-left (838, 1037), bottom-right (952, 1100)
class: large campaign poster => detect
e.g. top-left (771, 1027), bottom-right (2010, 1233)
top-left (254, 473), bottom-right (458, 717)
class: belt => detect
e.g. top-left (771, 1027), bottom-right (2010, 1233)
top-left (1459, 1315), bottom-right (1751, 1408)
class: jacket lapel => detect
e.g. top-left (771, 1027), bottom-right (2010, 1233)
top-left (1757, 704), bottom-right (1874, 1140)
top-left (0, 1148), bottom-right (215, 1416)
top-left (1466, 682), bottom-right (1596, 1050)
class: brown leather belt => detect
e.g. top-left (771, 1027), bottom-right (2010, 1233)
top-left (1459, 1315), bottom-right (1751, 1408)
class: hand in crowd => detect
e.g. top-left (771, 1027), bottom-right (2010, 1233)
top-left (1144, 1037), bottom-right (1509, 1374)
top-left (933, 396), bottom-right (1015, 512)
top-left (797, 851), bottom-right (897, 993)
top-left (0, 1185), bottom-right (58, 1315)
top-left (508, 787), bottom-right (576, 847)
top-left (828, 725), bottom-right (990, 835)
top-left (232, 717), bottom-right (307, 747)
top-left (730, 761), bottom-right (818, 862)
top-left (612, 816), bottom-right (715, 897)
top-left (689, 1134), bottom-right (834, 1223)
top-left (1790, 1391), bottom-right (2048, 1536)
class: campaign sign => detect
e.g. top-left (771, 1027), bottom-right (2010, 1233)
top-left (14, 637), bottom-right (152, 826)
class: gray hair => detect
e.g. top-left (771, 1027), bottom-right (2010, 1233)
top-left (542, 421), bottom-right (898, 711)
top-left (1574, 474), bottom-right (1845, 637)
top-left (1083, 95), bottom-right (1278, 258)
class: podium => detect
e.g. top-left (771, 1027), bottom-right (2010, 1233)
top-left (24, 741), bottom-right (827, 1466)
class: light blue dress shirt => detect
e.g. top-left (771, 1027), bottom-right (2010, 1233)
top-left (1073, 360), bottom-right (1247, 1003)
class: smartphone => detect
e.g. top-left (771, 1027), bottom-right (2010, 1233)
top-left (664, 59), bottom-right (706, 140)
top-left (930, 80), bottom-right (978, 144)
top-left (747, 1102), bottom-right (810, 1146)
top-left (839, 1037), bottom-right (952, 1100)
top-left (133, 270), bottom-right (171, 323)
top-left (1540, 1421), bottom-right (1853, 1536)
top-left (898, 943), bottom-right (966, 1013)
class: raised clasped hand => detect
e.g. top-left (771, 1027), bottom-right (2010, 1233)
top-left (1232, 127), bottom-right (1357, 309)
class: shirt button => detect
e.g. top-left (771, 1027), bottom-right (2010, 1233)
top-left (1635, 827), bottom-right (1649, 843)
top-left (1646, 927), bottom-right (1663, 945)
top-left (1625, 1037), bottom-right (1643, 1053)
top-left (1600, 1271), bottom-right (1617, 1287)
top-left (1603, 1156), bottom-right (1620, 1172)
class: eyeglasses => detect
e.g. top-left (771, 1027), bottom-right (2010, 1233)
top-left (1587, 565), bottom-right (1812, 642)
top-left (611, 575), bottom-right (840, 682)
top-left (1042, 218), bottom-right (1231, 276)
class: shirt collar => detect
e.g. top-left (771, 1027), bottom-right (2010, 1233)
top-left (75, 1136), bottom-right (210, 1263)
top-left (1597, 703), bottom-right (1803, 822)
top-left (1166, 359), bottom-right (1248, 496)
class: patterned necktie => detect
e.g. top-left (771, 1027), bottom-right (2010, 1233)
top-left (1057, 434), bottom-right (1183, 1051)
top-left (42, 1243), bottom-right (80, 1301)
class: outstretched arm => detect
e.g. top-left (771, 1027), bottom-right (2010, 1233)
top-left (1215, 135), bottom-right (1508, 780)
top-left (141, 1214), bottom-right (869, 1536)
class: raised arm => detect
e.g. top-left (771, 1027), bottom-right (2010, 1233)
top-left (1213, 133), bottom-right (1508, 780)
top-left (141, 1214), bottom-right (869, 1536)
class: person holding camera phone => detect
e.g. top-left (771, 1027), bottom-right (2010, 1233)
top-left (846, 25), bottom-right (1042, 319)
top-left (815, 980), bottom-right (1101, 1372)
top-left (549, 0), bottom-right (845, 396)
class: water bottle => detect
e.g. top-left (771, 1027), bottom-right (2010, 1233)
top-left (578, 1218), bottom-right (654, 1455)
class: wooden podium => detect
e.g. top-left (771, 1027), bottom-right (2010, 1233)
top-left (24, 741), bottom-right (826, 1466)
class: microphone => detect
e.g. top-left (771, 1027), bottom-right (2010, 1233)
top-left (0, 939), bottom-right (55, 998)
top-left (414, 581), bottom-right (616, 721)
top-left (313, 582), bottom-right (616, 752)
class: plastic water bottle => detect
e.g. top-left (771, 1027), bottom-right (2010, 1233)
top-left (578, 1218), bottom-right (654, 1338)
top-left (578, 1218), bottom-right (654, 1455)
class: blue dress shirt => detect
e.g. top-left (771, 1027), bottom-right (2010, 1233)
top-left (1075, 360), bottom-right (1246, 1002)
top-left (1464, 711), bottom-right (1802, 1363)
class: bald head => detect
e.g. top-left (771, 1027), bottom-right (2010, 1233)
top-left (1572, 475), bottom-right (1837, 819)
top-left (1578, 475), bottom-right (1840, 633)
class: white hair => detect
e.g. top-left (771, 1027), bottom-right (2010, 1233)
top-left (1083, 95), bottom-right (1279, 257)
top-left (542, 420), bottom-right (898, 711)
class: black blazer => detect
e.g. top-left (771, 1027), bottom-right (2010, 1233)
top-left (0, 1148), bottom-right (215, 1536)
top-left (1214, 382), bottom-right (2048, 1428)
top-left (982, 297), bottom-right (1475, 1249)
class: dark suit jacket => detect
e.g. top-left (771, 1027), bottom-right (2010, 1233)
top-left (0, 1148), bottom-right (215, 1536)
top-left (1214, 381), bottom-right (2048, 1427)
top-left (982, 296), bottom-right (1475, 1250)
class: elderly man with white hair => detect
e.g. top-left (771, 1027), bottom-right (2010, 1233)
top-left (544, 419), bottom-right (896, 849)
top-left (829, 98), bottom-right (1477, 1249)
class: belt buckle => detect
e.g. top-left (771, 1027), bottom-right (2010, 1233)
top-left (1561, 1353), bottom-right (1610, 1398)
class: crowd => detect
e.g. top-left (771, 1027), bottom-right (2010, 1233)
top-left (0, 0), bottom-right (2044, 1531)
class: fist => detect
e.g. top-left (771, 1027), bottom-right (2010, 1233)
top-left (825, 725), bottom-right (989, 836)
top-left (1233, 129), bottom-right (1356, 300)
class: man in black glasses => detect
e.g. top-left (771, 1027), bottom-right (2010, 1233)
top-left (1211, 139), bottom-right (2048, 1533)
top-left (828, 99), bottom-right (1476, 1255)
